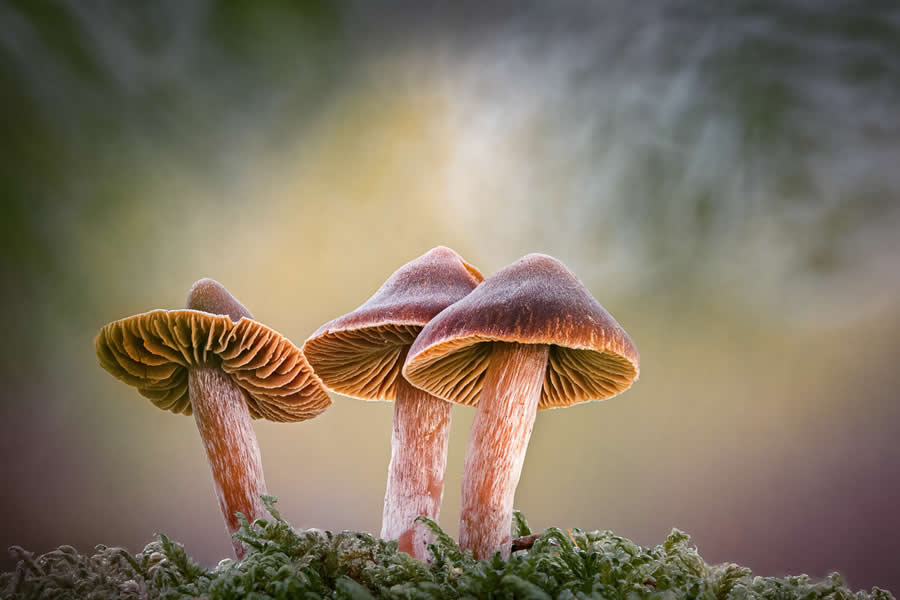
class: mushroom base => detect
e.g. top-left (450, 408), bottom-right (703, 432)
top-left (381, 376), bottom-right (451, 561)
top-left (190, 367), bottom-right (268, 559)
top-left (459, 342), bottom-right (549, 560)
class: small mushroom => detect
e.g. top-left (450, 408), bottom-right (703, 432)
top-left (403, 254), bottom-right (639, 559)
top-left (303, 247), bottom-right (483, 560)
top-left (95, 279), bottom-right (330, 558)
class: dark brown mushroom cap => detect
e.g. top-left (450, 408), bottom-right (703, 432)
top-left (95, 280), bottom-right (330, 422)
top-left (403, 253), bottom-right (639, 409)
top-left (303, 246), bottom-right (483, 401)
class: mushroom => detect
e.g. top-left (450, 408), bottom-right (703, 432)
top-left (403, 254), bottom-right (639, 559)
top-left (302, 247), bottom-right (483, 560)
top-left (95, 279), bottom-right (330, 558)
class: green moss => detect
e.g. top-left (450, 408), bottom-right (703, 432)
top-left (1, 496), bottom-right (893, 600)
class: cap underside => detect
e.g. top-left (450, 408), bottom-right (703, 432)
top-left (303, 323), bottom-right (420, 401)
top-left (96, 309), bottom-right (330, 422)
top-left (403, 335), bottom-right (638, 409)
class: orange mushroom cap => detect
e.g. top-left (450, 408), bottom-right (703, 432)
top-left (95, 279), bottom-right (330, 422)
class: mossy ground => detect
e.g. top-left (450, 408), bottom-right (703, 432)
top-left (2, 497), bottom-right (893, 600)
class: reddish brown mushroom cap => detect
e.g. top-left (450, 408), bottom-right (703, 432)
top-left (95, 280), bottom-right (331, 422)
top-left (403, 253), bottom-right (639, 409)
top-left (303, 246), bottom-right (483, 401)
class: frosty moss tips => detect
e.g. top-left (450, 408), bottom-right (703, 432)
top-left (3, 499), bottom-right (891, 600)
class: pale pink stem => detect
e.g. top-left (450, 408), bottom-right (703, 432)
top-left (381, 375), bottom-right (452, 561)
top-left (189, 367), bottom-right (267, 559)
top-left (459, 342), bottom-right (549, 560)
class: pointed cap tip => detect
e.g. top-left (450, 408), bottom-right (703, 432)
top-left (186, 278), bottom-right (253, 322)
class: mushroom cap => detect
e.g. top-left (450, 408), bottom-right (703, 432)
top-left (303, 246), bottom-right (483, 401)
top-left (95, 280), bottom-right (331, 422)
top-left (186, 277), bottom-right (253, 322)
top-left (403, 254), bottom-right (639, 409)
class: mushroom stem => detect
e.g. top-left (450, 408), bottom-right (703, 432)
top-left (459, 342), bottom-right (549, 560)
top-left (381, 375), bottom-right (451, 561)
top-left (189, 367), bottom-right (268, 559)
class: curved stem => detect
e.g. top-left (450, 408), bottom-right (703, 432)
top-left (189, 367), bottom-right (267, 559)
top-left (381, 375), bottom-right (452, 561)
top-left (459, 342), bottom-right (549, 560)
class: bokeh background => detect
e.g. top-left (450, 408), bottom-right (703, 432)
top-left (2, 0), bottom-right (899, 592)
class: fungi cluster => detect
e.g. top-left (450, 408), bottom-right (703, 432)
top-left (95, 247), bottom-right (639, 562)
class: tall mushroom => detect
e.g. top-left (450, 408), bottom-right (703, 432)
top-left (303, 247), bottom-right (483, 560)
top-left (403, 254), bottom-right (639, 560)
top-left (95, 278), bottom-right (330, 558)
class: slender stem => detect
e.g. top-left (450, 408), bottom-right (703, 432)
top-left (459, 342), bottom-right (549, 560)
top-left (189, 367), bottom-right (267, 559)
top-left (381, 375), bottom-right (452, 561)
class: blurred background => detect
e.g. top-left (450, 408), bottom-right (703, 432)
top-left (2, 0), bottom-right (899, 592)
